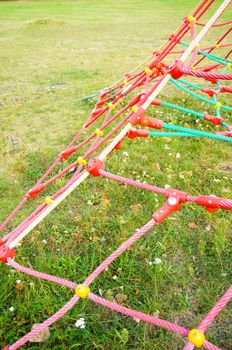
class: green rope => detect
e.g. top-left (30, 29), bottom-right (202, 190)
top-left (170, 78), bottom-right (232, 112)
top-left (163, 123), bottom-right (232, 142)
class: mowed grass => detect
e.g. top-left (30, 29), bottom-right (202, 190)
top-left (0, 0), bottom-right (231, 349)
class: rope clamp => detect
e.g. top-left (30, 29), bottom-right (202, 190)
top-left (95, 128), bottom-right (104, 137)
top-left (75, 284), bottom-right (90, 298)
top-left (188, 329), bottom-right (205, 347)
top-left (77, 157), bottom-right (87, 166)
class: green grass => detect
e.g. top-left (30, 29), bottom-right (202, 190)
top-left (0, 1), bottom-right (231, 349)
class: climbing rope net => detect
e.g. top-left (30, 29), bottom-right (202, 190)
top-left (1, 0), bottom-right (232, 349)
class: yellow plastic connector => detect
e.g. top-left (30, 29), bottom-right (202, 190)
top-left (95, 128), bottom-right (103, 137)
top-left (187, 16), bottom-right (196, 24)
top-left (77, 157), bottom-right (87, 166)
top-left (44, 197), bottom-right (54, 205)
top-left (75, 284), bottom-right (90, 298)
top-left (188, 329), bottom-right (205, 348)
top-left (144, 67), bottom-right (153, 76)
top-left (214, 102), bottom-right (221, 110)
top-left (214, 43), bottom-right (220, 49)
top-left (123, 80), bottom-right (129, 86)
top-left (118, 98), bottom-right (123, 104)
top-left (108, 102), bottom-right (115, 110)
top-left (131, 105), bottom-right (138, 113)
top-left (191, 66), bottom-right (196, 70)
top-left (226, 62), bottom-right (231, 70)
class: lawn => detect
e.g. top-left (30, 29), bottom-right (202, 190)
top-left (0, 0), bottom-right (231, 349)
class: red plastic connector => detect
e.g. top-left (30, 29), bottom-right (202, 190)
top-left (204, 113), bottom-right (223, 125)
top-left (168, 34), bottom-right (180, 44)
top-left (59, 146), bottom-right (77, 160)
top-left (196, 195), bottom-right (221, 212)
top-left (3, 346), bottom-right (10, 350)
top-left (127, 128), bottom-right (149, 139)
top-left (218, 85), bottom-right (232, 94)
top-left (153, 190), bottom-right (188, 223)
top-left (27, 184), bottom-right (46, 199)
top-left (0, 245), bottom-right (16, 264)
top-left (86, 157), bottom-right (105, 176)
top-left (129, 94), bottom-right (143, 107)
top-left (129, 107), bottom-right (147, 126)
top-left (169, 60), bottom-right (184, 79)
top-left (140, 116), bottom-right (163, 129)
top-left (201, 87), bottom-right (218, 97)
top-left (0, 238), bottom-right (4, 247)
top-left (227, 125), bottom-right (232, 131)
top-left (151, 99), bottom-right (162, 106)
top-left (114, 140), bottom-right (123, 150)
top-left (205, 76), bottom-right (217, 84)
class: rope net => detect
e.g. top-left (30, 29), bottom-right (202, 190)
top-left (1, 0), bottom-right (231, 349)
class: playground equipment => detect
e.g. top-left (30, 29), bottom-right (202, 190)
top-left (1, 0), bottom-right (232, 349)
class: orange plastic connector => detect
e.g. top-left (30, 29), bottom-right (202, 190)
top-left (153, 190), bottom-right (188, 223)
top-left (59, 146), bottom-right (77, 160)
top-left (218, 85), bottom-right (232, 94)
top-left (140, 116), bottom-right (164, 129)
top-left (196, 195), bottom-right (221, 212)
top-left (0, 245), bottom-right (16, 264)
top-left (151, 99), bottom-right (162, 106)
top-left (129, 107), bottom-right (147, 126)
top-left (169, 60), bottom-right (184, 79)
top-left (86, 157), bottom-right (105, 177)
top-left (203, 112), bottom-right (223, 125)
top-left (127, 128), bottom-right (149, 139)
top-left (201, 87), bottom-right (218, 97)
top-left (27, 184), bottom-right (46, 199)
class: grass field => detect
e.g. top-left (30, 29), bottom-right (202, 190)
top-left (0, 0), bottom-right (231, 349)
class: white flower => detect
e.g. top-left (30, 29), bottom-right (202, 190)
top-left (9, 306), bottom-right (14, 312)
top-left (75, 318), bottom-right (85, 329)
top-left (154, 258), bottom-right (162, 265)
top-left (164, 184), bottom-right (170, 189)
top-left (176, 153), bottom-right (181, 159)
top-left (16, 280), bottom-right (21, 284)
top-left (112, 275), bottom-right (118, 280)
top-left (123, 151), bottom-right (129, 157)
top-left (42, 239), bottom-right (47, 244)
top-left (87, 200), bottom-right (93, 206)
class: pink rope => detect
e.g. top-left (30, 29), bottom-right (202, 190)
top-left (8, 259), bottom-right (76, 289)
top-left (183, 286), bottom-right (232, 350)
top-left (0, 197), bottom-right (28, 233)
top-left (88, 292), bottom-right (188, 336)
top-left (180, 67), bottom-right (232, 80)
top-left (9, 295), bottom-right (79, 350)
top-left (7, 217), bottom-right (156, 349)
top-left (84, 218), bottom-right (156, 285)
